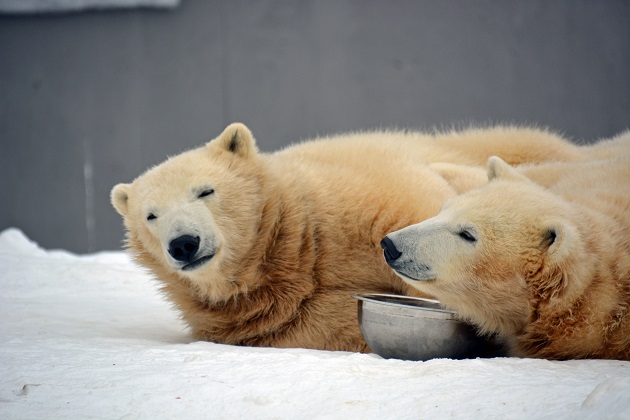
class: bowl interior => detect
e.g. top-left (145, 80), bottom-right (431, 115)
top-left (353, 293), bottom-right (456, 320)
top-left (353, 293), bottom-right (452, 312)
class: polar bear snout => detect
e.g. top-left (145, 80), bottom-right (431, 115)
top-left (381, 236), bottom-right (402, 264)
top-left (166, 233), bottom-right (216, 272)
top-left (168, 235), bottom-right (200, 263)
top-left (154, 204), bottom-right (220, 272)
top-left (381, 231), bottom-right (435, 282)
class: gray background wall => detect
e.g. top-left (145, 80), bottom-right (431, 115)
top-left (1, 0), bottom-right (629, 253)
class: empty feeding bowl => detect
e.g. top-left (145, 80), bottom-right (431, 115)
top-left (354, 293), bottom-right (504, 361)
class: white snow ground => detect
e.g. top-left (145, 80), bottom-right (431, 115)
top-left (1, 227), bottom-right (629, 419)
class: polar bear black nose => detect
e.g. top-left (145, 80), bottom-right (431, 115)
top-left (380, 236), bottom-right (402, 264)
top-left (168, 235), bottom-right (200, 262)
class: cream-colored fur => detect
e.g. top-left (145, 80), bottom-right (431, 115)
top-left (582, 130), bottom-right (630, 159)
top-left (111, 123), bottom-right (585, 352)
top-left (430, 130), bottom-right (630, 193)
top-left (384, 156), bottom-right (630, 360)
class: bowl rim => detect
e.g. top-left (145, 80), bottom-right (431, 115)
top-left (352, 293), bottom-right (456, 315)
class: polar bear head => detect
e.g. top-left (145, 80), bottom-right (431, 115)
top-left (111, 123), bottom-right (264, 301)
top-left (381, 157), bottom-right (586, 337)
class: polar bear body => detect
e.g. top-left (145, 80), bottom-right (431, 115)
top-left (383, 156), bottom-right (630, 360)
top-left (430, 130), bottom-right (630, 194)
top-left (112, 123), bottom-right (584, 352)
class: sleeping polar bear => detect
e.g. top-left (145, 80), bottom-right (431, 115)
top-left (382, 156), bottom-right (630, 360)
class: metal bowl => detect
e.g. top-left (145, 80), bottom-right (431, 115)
top-left (354, 293), bottom-right (504, 361)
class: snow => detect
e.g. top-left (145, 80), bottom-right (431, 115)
top-left (1, 227), bottom-right (629, 419)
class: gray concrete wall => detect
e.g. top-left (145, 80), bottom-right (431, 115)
top-left (1, 0), bottom-right (629, 253)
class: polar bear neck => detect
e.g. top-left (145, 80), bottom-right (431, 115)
top-left (517, 206), bottom-right (630, 360)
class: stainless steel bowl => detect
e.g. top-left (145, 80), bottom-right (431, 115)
top-left (354, 293), bottom-right (504, 361)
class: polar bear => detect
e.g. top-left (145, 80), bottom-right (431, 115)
top-left (382, 156), bottom-right (630, 360)
top-left (111, 123), bottom-right (585, 352)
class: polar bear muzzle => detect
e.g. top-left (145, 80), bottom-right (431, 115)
top-left (380, 234), bottom-right (434, 282)
top-left (168, 234), bottom-right (214, 271)
top-left (381, 236), bottom-right (402, 264)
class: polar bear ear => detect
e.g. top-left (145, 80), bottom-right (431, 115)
top-left (487, 156), bottom-right (530, 183)
top-left (541, 220), bottom-right (576, 265)
top-left (536, 220), bottom-right (579, 296)
top-left (111, 183), bottom-right (131, 216)
top-left (208, 122), bottom-right (257, 158)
